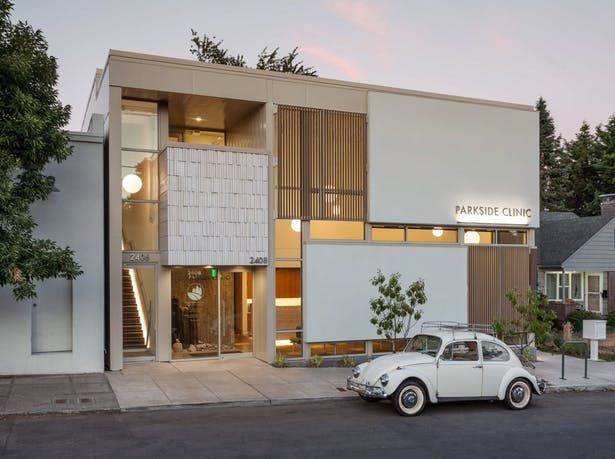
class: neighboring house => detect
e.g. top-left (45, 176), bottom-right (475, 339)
top-left (537, 194), bottom-right (615, 317)
top-left (0, 117), bottom-right (104, 375)
top-left (81, 50), bottom-right (539, 372)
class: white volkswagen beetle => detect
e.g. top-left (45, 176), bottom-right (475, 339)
top-left (347, 323), bottom-right (545, 416)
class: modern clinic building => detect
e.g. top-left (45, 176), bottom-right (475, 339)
top-left (0, 49), bottom-right (540, 375)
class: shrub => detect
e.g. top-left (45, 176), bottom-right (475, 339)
top-left (565, 309), bottom-right (601, 332)
top-left (309, 354), bottom-right (323, 368)
top-left (341, 355), bottom-right (356, 368)
top-left (273, 352), bottom-right (286, 368)
top-left (607, 310), bottom-right (615, 327)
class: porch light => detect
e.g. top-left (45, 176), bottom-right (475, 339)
top-left (122, 173), bottom-right (143, 194)
top-left (464, 230), bottom-right (480, 244)
top-left (432, 227), bottom-right (444, 238)
top-left (291, 219), bottom-right (301, 233)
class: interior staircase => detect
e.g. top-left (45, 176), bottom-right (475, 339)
top-left (123, 268), bottom-right (146, 350)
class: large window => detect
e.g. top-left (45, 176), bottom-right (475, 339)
top-left (407, 227), bottom-right (458, 243)
top-left (310, 221), bottom-right (364, 240)
top-left (545, 272), bottom-right (583, 301)
top-left (276, 105), bottom-right (366, 221)
top-left (309, 341), bottom-right (365, 356)
top-left (122, 100), bottom-right (159, 251)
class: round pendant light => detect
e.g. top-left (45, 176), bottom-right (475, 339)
top-left (122, 173), bottom-right (143, 194)
top-left (290, 219), bottom-right (301, 233)
top-left (432, 227), bottom-right (444, 238)
top-left (464, 230), bottom-right (481, 244)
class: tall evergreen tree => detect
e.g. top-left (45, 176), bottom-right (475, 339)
top-left (563, 122), bottom-right (602, 216)
top-left (536, 97), bottom-right (567, 211)
top-left (594, 115), bottom-right (615, 196)
top-left (0, 0), bottom-right (82, 300)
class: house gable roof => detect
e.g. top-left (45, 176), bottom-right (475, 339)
top-left (537, 211), bottom-right (613, 268)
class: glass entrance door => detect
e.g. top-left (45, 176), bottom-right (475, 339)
top-left (123, 265), bottom-right (156, 358)
top-left (171, 267), bottom-right (252, 359)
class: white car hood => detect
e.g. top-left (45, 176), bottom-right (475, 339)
top-left (358, 352), bottom-right (434, 385)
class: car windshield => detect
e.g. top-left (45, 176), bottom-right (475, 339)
top-left (404, 335), bottom-right (442, 357)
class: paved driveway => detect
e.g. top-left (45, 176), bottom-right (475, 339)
top-left (106, 358), bottom-right (353, 410)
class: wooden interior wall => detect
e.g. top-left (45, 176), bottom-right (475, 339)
top-left (275, 267), bottom-right (301, 298)
top-left (468, 246), bottom-right (532, 325)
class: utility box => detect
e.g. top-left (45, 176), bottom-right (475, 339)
top-left (583, 320), bottom-right (607, 361)
top-left (583, 320), bottom-right (607, 340)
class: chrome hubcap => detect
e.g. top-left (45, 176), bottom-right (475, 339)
top-left (511, 385), bottom-right (525, 403)
top-left (402, 389), bottom-right (418, 408)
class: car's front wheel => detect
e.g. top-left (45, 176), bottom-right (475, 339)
top-left (392, 380), bottom-right (426, 416)
top-left (505, 378), bottom-right (533, 410)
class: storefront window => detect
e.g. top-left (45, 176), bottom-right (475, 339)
top-left (121, 101), bottom-right (158, 150)
top-left (121, 151), bottom-right (157, 200)
top-left (372, 226), bottom-right (405, 242)
top-left (310, 221), bottom-right (364, 240)
top-left (372, 339), bottom-right (410, 353)
top-left (497, 230), bottom-right (527, 245)
top-left (407, 227), bottom-right (457, 243)
top-left (276, 331), bottom-right (302, 357)
top-left (309, 341), bottom-right (365, 356)
top-left (122, 202), bottom-right (158, 251)
top-left (464, 229), bottom-right (494, 244)
top-left (275, 219), bottom-right (301, 259)
top-left (275, 263), bottom-right (301, 331)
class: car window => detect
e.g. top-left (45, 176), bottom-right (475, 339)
top-left (440, 341), bottom-right (479, 361)
top-left (481, 341), bottom-right (510, 362)
top-left (405, 335), bottom-right (442, 357)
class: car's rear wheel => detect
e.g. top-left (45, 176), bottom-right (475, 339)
top-left (505, 378), bottom-right (532, 410)
top-left (359, 394), bottom-right (381, 402)
top-left (392, 380), bottom-right (426, 416)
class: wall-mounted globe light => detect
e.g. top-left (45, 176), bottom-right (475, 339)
top-left (122, 173), bottom-right (143, 194)
top-left (290, 219), bottom-right (301, 233)
top-left (464, 230), bottom-right (480, 244)
top-left (432, 227), bottom-right (444, 238)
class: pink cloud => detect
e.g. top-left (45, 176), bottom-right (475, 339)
top-left (301, 46), bottom-right (361, 80)
top-left (324, 0), bottom-right (387, 36)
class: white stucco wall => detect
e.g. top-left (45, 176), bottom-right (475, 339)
top-left (303, 243), bottom-right (468, 343)
top-left (0, 130), bottom-right (104, 375)
top-left (160, 145), bottom-right (269, 266)
top-left (367, 91), bottom-right (539, 228)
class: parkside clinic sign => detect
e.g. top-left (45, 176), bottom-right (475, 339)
top-left (455, 205), bottom-right (532, 225)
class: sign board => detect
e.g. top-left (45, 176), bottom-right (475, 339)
top-left (455, 205), bottom-right (533, 226)
top-left (122, 252), bottom-right (160, 264)
top-left (582, 320), bottom-right (607, 340)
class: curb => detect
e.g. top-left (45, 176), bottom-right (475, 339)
top-left (545, 384), bottom-right (615, 394)
top-left (119, 395), bottom-right (356, 413)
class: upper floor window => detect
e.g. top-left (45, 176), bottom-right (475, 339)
top-left (310, 221), bottom-right (364, 240)
top-left (121, 100), bottom-right (158, 151)
top-left (276, 105), bottom-right (366, 222)
top-left (407, 227), bottom-right (458, 243)
top-left (545, 272), bottom-right (583, 301)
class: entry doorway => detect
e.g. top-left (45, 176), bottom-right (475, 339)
top-left (122, 265), bottom-right (157, 359)
top-left (586, 273), bottom-right (602, 313)
top-left (170, 267), bottom-right (253, 360)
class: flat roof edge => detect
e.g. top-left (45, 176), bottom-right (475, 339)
top-left (107, 49), bottom-right (535, 112)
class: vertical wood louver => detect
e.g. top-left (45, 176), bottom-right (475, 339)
top-left (276, 105), bottom-right (366, 221)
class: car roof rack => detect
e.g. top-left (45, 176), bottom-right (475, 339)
top-left (421, 321), bottom-right (494, 339)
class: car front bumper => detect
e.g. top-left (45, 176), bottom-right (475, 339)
top-left (346, 377), bottom-right (388, 398)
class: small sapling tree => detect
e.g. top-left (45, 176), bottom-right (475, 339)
top-left (369, 270), bottom-right (427, 353)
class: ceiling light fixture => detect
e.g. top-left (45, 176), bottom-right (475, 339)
top-left (432, 227), bottom-right (444, 238)
top-left (290, 219), bottom-right (301, 233)
top-left (464, 230), bottom-right (480, 244)
top-left (122, 173), bottom-right (143, 194)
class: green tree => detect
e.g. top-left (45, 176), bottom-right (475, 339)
top-left (563, 122), bottom-right (603, 216)
top-left (594, 115), bottom-right (615, 196)
top-left (369, 270), bottom-right (427, 353)
top-left (536, 97), bottom-right (567, 211)
top-left (0, 0), bottom-right (81, 300)
top-left (505, 289), bottom-right (555, 347)
top-left (190, 29), bottom-right (317, 76)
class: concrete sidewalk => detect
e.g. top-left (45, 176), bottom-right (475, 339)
top-left (534, 351), bottom-right (615, 392)
top-left (105, 358), bottom-right (353, 411)
top-left (0, 373), bottom-right (118, 415)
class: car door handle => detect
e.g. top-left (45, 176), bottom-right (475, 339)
top-left (473, 365), bottom-right (483, 369)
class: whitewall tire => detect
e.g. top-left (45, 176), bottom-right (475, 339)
top-left (505, 378), bottom-right (532, 410)
top-left (393, 380), bottom-right (427, 416)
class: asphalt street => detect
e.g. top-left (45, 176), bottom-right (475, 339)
top-left (1, 392), bottom-right (614, 458)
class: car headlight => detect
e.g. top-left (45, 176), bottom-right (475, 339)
top-left (379, 373), bottom-right (389, 386)
top-left (352, 366), bottom-right (361, 378)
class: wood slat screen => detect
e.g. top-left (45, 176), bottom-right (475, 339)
top-left (468, 246), bottom-right (533, 325)
top-left (276, 105), bottom-right (366, 221)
